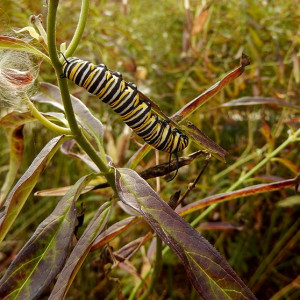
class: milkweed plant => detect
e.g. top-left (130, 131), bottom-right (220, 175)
top-left (0, 1), bottom-right (299, 299)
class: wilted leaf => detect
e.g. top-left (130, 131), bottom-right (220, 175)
top-left (114, 233), bottom-right (151, 262)
top-left (13, 27), bottom-right (40, 41)
top-left (260, 122), bottom-right (274, 149)
top-left (0, 112), bottom-right (35, 204)
top-left (31, 82), bottom-right (104, 148)
top-left (92, 216), bottom-right (138, 250)
top-left (0, 36), bottom-right (50, 63)
top-left (0, 175), bottom-right (92, 300)
top-left (0, 135), bottom-right (66, 243)
top-left (181, 121), bottom-right (228, 162)
top-left (114, 168), bottom-right (256, 299)
top-left (34, 185), bottom-right (95, 197)
top-left (191, 6), bottom-right (210, 35)
top-left (48, 202), bottom-right (111, 300)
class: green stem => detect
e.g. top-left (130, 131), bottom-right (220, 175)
top-left (192, 127), bottom-right (300, 227)
top-left (47, 0), bottom-right (114, 187)
top-left (227, 127), bottom-right (300, 192)
top-left (129, 241), bottom-right (174, 300)
top-left (63, 0), bottom-right (90, 59)
top-left (138, 237), bottom-right (163, 300)
top-left (24, 95), bottom-right (71, 135)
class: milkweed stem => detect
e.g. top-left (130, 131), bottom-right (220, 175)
top-left (47, 0), bottom-right (114, 187)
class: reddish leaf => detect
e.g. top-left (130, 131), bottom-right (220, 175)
top-left (198, 222), bottom-right (242, 231)
top-left (173, 54), bottom-right (250, 121)
top-left (92, 216), bottom-right (138, 250)
top-left (178, 176), bottom-right (298, 216)
top-left (0, 112), bottom-right (35, 204)
top-left (48, 202), bottom-right (111, 300)
top-left (114, 233), bottom-right (151, 261)
top-left (260, 122), bottom-right (274, 149)
top-left (217, 96), bottom-right (300, 111)
top-left (0, 175), bottom-right (92, 300)
top-left (114, 168), bottom-right (256, 300)
top-left (0, 135), bottom-right (66, 243)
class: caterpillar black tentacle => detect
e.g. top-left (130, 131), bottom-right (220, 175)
top-left (62, 57), bottom-right (189, 177)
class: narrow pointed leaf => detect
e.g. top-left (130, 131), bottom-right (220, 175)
top-left (114, 233), bottom-right (152, 261)
top-left (0, 112), bottom-right (35, 204)
top-left (173, 53), bottom-right (251, 121)
top-left (34, 184), bottom-right (95, 197)
top-left (48, 202), bottom-right (111, 300)
top-left (217, 96), bottom-right (300, 111)
top-left (0, 36), bottom-right (51, 63)
top-left (114, 168), bottom-right (256, 300)
top-left (92, 216), bottom-right (138, 250)
top-left (0, 135), bottom-right (66, 243)
top-left (178, 176), bottom-right (298, 216)
top-left (181, 121), bottom-right (228, 162)
top-left (0, 175), bottom-right (92, 300)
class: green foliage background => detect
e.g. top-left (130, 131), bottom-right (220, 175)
top-left (0, 0), bottom-right (299, 299)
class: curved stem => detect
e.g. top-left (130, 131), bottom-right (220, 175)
top-left (24, 95), bottom-right (71, 135)
top-left (63, 0), bottom-right (90, 59)
top-left (47, 0), bottom-right (114, 187)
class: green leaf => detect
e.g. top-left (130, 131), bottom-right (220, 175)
top-left (0, 175), bottom-right (92, 300)
top-left (0, 135), bottom-right (66, 243)
top-left (48, 202), bottom-right (112, 299)
top-left (114, 168), bottom-right (257, 300)
top-left (0, 112), bottom-right (35, 204)
top-left (277, 195), bottom-right (300, 207)
top-left (32, 82), bottom-right (105, 151)
top-left (0, 36), bottom-right (51, 63)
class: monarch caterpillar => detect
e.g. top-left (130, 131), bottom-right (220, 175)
top-left (62, 57), bottom-right (189, 178)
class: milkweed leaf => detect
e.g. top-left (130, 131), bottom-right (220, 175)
top-left (114, 168), bottom-right (256, 300)
top-left (48, 202), bottom-right (111, 300)
top-left (0, 135), bottom-right (66, 243)
top-left (0, 175), bottom-right (92, 300)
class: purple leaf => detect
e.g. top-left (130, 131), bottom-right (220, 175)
top-left (114, 168), bottom-right (256, 300)
top-left (0, 175), bottom-right (92, 300)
